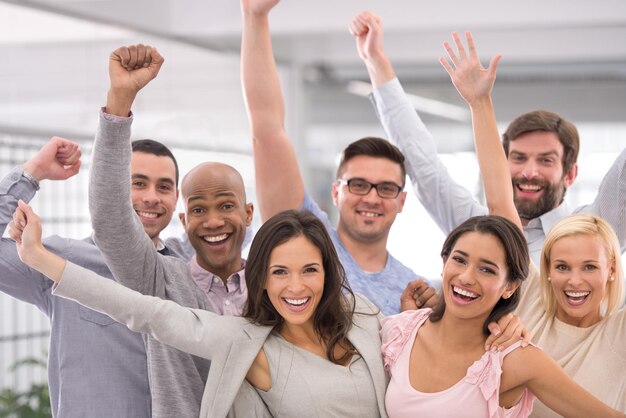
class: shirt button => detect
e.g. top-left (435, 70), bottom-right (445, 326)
top-left (225, 300), bottom-right (231, 306)
top-left (213, 277), bottom-right (219, 283)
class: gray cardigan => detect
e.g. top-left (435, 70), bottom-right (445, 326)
top-left (53, 262), bottom-right (389, 418)
top-left (89, 111), bottom-right (213, 417)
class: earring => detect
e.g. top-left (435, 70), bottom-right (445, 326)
top-left (547, 276), bottom-right (551, 282)
top-left (502, 292), bottom-right (510, 299)
top-left (609, 276), bottom-right (615, 282)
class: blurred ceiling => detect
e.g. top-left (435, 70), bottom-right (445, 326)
top-left (1, 0), bottom-right (625, 154)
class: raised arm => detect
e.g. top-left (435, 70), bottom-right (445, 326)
top-left (89, 45), bottom-right (167, 295)
top-left (355, 12), bottom-right (487, 235)
top-left (241, 0), bottom-right (304, 220)
top-left (12, 201), bottom-right (231, 359)
top-left (439, 32), bottom-right (521, 229)
top-left (0, 138), bottom-right (80, 307)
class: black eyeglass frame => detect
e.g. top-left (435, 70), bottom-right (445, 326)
top-left (336, 178), bottom-right (404, 199)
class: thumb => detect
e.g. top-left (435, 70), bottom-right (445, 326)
top-left (148, 47), bottom-right (164, 78)
top-left (17, 199), bottom-right (37, 224)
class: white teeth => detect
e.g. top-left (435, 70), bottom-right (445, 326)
top-left (138, 211), bottom-right (159, 218)
top-left (359, 211), bottom-right (380, 217)
top-left (203, 233), bottom-right (228, 243)
top-left (565, 291), bottom-right (590, 298)
top-left (453, 285), bottom-right (479, 299)
top-left (285, 297), bottom-right (309, 306)
top-left (519, 184), bottom-right (541, 191)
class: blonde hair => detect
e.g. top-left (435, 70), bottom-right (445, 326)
top-left (541, 214), bottom-right (624, 318)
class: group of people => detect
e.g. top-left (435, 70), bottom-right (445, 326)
top-left (1, 0), bottom-right (625, 417)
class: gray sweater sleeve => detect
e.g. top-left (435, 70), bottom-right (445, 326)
top-left (53, 261), bottom-right (233, 360)
top-left (370, 78), bottom-right (487, 234)
top-left (89, 111), bottom-right (164, 296)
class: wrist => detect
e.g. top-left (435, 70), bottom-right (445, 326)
top-left (365, 55), bottom-right (395, 88)
top-left (105, 88), bottom-right (136, 117)
top-left (469, 96), bottom-right (493, 112)
top-left (21, 162), bottom-right (44, 184)
top-left (22, 244), bottom-right (48, 270)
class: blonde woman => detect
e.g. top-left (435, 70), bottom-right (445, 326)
top-left (516, 214), bottom-right (626, 416)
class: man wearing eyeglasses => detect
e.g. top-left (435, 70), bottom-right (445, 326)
top-left (241, 0), bottom-right (433, 315)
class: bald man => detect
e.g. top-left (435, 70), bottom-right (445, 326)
top-left (89, 44), bottom-right (253, 418)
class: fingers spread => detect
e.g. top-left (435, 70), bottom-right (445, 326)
top-left (452, 32), bottom-right (467, 59)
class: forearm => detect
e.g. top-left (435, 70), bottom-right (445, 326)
top-left (20, 245), bottom-right (65, 284)
top-left (0, 168), bottom-right (37, 234)
top-left (241, 8), bottom-right (305, 219)
top-left (469, 97), bottom-right (520, 228)
top-left (89, 113), bottom-right (158, 293)
top-left (371, 79), bottom-right (485, 233)
top-left (241, 11), bottom-right (284, 139)
top-left (525, 349), bottom-right (625, 418)
top-left (364, 53), bottom-right (396, 89)
top-left (52, 262), bottom-right (223, 359)
top-left (106, 88), bottom-right (136, 118)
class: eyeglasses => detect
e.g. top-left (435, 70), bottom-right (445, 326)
top-left (336, 178), bottom-right (403, 199)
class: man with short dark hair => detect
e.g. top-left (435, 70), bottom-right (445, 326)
top-left (241, 0), bottom-right (432, 315)
top-left (355, 12), bottom-right (626, 264)
top-left (0, 135), bottom-right (181, 417)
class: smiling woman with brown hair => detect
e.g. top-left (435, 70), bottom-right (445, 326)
top-left (11, 205), bottom-right (388, 418)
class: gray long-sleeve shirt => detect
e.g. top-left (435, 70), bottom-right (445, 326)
top-left (89, 111), bottom-right (213, 418)
top-left (0, 167), bottom-right (152, 418)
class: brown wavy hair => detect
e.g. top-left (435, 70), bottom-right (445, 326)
top-left (243, 209), bottom-right (357, 364)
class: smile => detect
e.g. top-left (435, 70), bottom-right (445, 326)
top-left (136, 210), bottom-right (163, 219)
top-left (202, 233), bottom-right (229, 243)
top-left (282, 296), bottom-right (311, 312)
top-left (452, 285), bottom-right (480, 301)
top-left (517, 183), bottom-right (542, 192)
top-left (564, 290), bottom-right (591, 305)
top-left (357, 210), bottom-right (382, 218)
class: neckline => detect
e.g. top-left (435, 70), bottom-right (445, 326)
top-left (273, 331), bottom-right (358, 369)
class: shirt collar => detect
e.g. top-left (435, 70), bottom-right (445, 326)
top-left (524, 202), bottom-right (571, 236)
top-left (188, 255), bottom-right (247, 294)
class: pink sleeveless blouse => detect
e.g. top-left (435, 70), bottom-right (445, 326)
top-left (382, 309), bottom-right (535, 418)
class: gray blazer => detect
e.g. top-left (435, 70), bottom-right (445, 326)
top-left (53, 262), bottom-right (389, 418)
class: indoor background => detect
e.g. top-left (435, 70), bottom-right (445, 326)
top-left (1, 0), bottom-right (625, 397)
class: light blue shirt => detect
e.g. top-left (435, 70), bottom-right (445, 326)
top-left (302, 193), bottom-right (422, 315)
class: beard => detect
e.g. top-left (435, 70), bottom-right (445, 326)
top-left (513, 178), bottom-right (566, 221)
